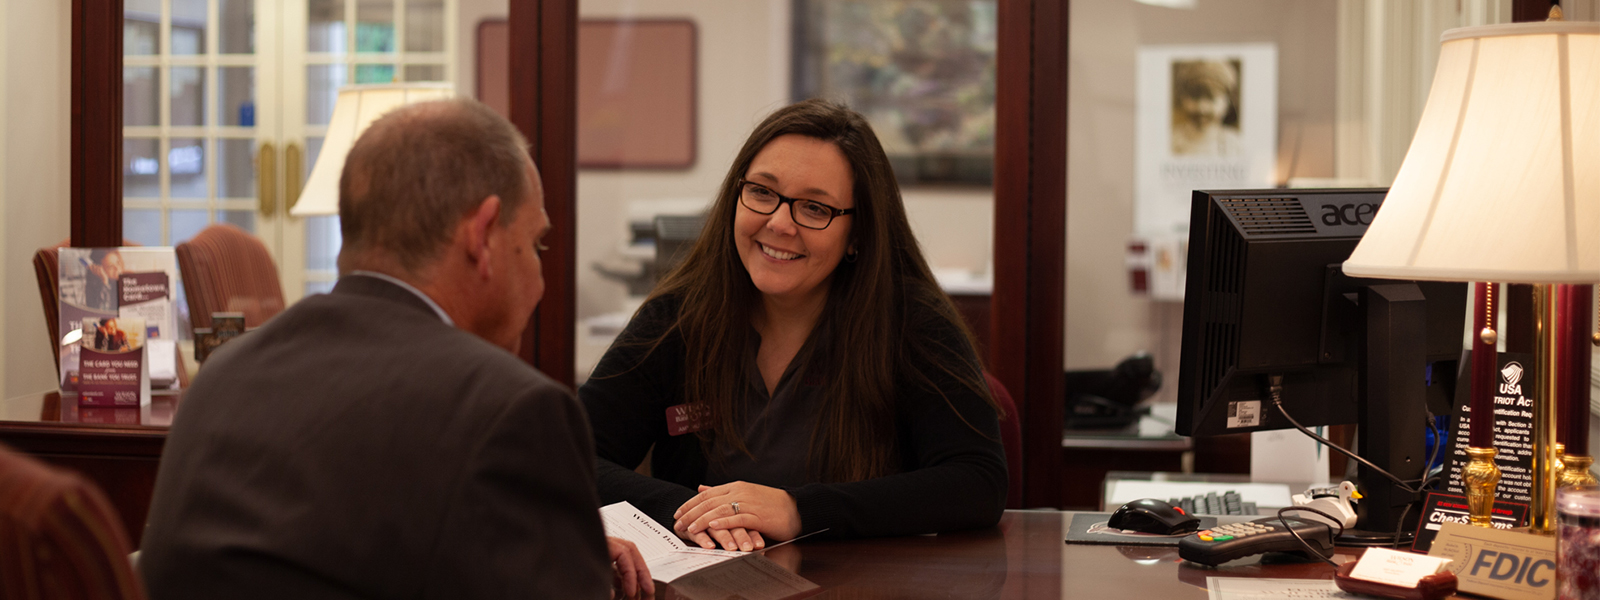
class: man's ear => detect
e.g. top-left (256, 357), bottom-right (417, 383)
top-left (464, 195), bottom-right (503, 279)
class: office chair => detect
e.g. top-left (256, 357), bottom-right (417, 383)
top-left (174, 224), bottom-right (286, 330)
top-left (985, 372), bottom-right (1024, 509)
top-left (0, 443), bottom-right (147, 600)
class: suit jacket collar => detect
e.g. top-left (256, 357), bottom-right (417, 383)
top-left (332, 275), bottom-right (448, 324)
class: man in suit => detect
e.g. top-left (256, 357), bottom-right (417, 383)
top-left (139, 98), bottom-right (652, 599)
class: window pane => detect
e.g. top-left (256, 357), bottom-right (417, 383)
top-left (403, 64), bottom-right (445, 82)
top-left (169, 138), bottom-right (208, 198)
top-left (219, 0), bottom-right (255, 54)
top-left (405, 0), bottom-right (445, 52)
top-left (124, 209), bottom-right (163, 246)
top-left (124, 138), bottom-right (161, 197)
top-left (355, 64), bottom-right (395, 84)
top-left (355, 0), bottom-right (395, 53)
top-left (170, 66), bottom-right (207, 127)
top-left (305, 280), bottom-right (337, 296)
top-left (306, 65), bottom-right (348, 126)
top-left (170, 210), bottom-right (211, 246)
top-left (220, 67), bottom-right (256, 127)
top-left (306, 215), bottom-right (342, 272)
top-left (219, 210), bottom-right (256, 233)
top-left (171, 0), bottom-right (207, 55)
top-left (309, 0), bottom-right (348, 54)
top-left (124, 67), bottom-right (159, 127)
top-left (305, 136), bottom-right (324, 185)
top-left (125, 19), bottom-right (160, 55)
top-left (217, 139), bottom-right (255, 198)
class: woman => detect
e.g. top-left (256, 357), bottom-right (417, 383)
top-left (581, 99), bottom-right (1005, 553)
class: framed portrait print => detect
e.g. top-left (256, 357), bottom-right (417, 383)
top-left (1135, 43), bottom-right (1278, 236)
top-left (791, 0), bottom-right (997, 186)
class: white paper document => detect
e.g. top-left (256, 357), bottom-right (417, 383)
top-left (600, 501), bottom-right (744, 582)
top-left (1206, 577), bottom-right (1359, 600)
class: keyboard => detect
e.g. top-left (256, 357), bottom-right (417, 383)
top-left (1171, 491), bottom-right (1258, 516)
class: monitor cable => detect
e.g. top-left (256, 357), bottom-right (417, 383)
top-left (1266, 375), bottom-right (1420, 496)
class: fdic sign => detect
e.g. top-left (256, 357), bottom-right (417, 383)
top-left (1428, 521), bottom-right (1557, 600)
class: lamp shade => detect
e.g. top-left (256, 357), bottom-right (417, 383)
top-left (1343, 21), bottom-right (1599, 284)
top-left (290, 83), bottom-right (455, 217)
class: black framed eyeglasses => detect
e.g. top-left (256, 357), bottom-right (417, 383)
top-left (737, 179), bottom-right (855, 230)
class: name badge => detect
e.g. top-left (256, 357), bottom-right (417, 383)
top-left (666, 403), bottom-right (708, 436)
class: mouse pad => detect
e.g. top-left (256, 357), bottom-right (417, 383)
top-left (1063, 512), bottom-right (1218, 547)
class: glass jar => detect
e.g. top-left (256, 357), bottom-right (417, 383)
top-left (1558, 485), bottom-right (1600, 600)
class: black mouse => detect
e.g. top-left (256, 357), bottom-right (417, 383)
top-left (1109, 498), bottom-right (1200, 535)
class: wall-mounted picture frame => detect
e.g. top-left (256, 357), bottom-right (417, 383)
top-left (477, 19), bottom-right (698, 170)
top-left (1134, 43), bottom-right (1278, 236)
top-left (791, 0), bottom-right (997, 186)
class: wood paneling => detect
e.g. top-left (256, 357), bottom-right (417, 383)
top-left (994, 0), bottom-right (1069, 508)
top-left (509, 1), bottom-right (579, 388)
top-left (71, 0), bottom-right (122, 247)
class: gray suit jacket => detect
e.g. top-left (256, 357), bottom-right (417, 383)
top-left (140, 276), bottom-right (609, 599)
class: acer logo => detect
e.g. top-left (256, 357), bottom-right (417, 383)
top-left (1321, 203), bottom-right (1378, 226)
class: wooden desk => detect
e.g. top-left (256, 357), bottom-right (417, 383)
top-left (0, 390), bottom-right (177, 548)
top-left (663, 510), bottom-right (1467, 599)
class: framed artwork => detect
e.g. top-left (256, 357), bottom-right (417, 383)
top-left (791, 0), bottom-right (997, 186)
top-left (1135, 44), bottom-right (1278, 236)
top-left (477, 19), bottom-right (698, 170)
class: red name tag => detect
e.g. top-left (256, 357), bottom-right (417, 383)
top-left (666, 403), bottom-right (708, 436)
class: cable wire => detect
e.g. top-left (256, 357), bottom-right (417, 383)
top-left (1274, 505), bottom-right (1343, 567)
top-left (1266, 376), bottom-right (1420, 495)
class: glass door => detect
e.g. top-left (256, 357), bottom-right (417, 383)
top-left (123, 0), bottom-right (456, 306)
top-left (123, 0), bottom-right (288, 308)
top-left (292, 0), bottom-right (455, 296)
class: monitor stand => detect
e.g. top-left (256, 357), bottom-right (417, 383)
top-left (1342, 283), bottom-right (1429, 546)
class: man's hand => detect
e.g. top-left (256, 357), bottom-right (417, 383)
top-left (673, 482), bottom-right (801, 551)
top-left (607, 536), bottom-right (654, 599)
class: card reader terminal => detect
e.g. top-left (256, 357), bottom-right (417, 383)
top-left (1177, 516), bottom-right (1335, 566)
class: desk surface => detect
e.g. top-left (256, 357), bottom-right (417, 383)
top-left (700, 510), bottom-right (1466, 600)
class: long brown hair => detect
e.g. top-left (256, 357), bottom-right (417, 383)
top-left (648, 99), bottom-right (995, 483)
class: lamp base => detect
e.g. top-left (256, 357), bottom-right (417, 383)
top-left (1465, 447), bottom-right (1501, 528)
top-left (1560, 454), bottom-right (1598, 488)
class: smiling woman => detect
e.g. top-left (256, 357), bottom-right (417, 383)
top-left (579, 99), bottom-right (1007, 551)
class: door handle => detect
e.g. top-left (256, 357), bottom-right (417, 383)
top-left (284, 142), bottom-right (304, 216)
top-left (257, 141), bottom-right (277, 216)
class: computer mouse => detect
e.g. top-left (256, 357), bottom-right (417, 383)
top-left (1109, 498), bottom-right (1201, 535)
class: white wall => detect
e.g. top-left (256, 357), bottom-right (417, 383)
top-left (2, 0), bottom-right (72, 399)
top-left (1065, 0), bottom-right (1340, 393)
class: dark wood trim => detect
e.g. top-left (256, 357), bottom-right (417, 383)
top-left (509, 1), bottom-right (579, 388)
top-left (71, 0), bottom-right (123, 247)
top-left (1513, 0), bottom-right (1559, 22)
top-left (994, 0), bottom-right (1069, 508)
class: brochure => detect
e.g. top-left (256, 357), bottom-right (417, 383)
top-left (78, 316), bottom-right (149, 407)
top-left (57, 247), bottom-right (179, 392)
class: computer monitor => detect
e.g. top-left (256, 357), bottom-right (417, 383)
top-left (1175, 188), bottom-right (1467, 541)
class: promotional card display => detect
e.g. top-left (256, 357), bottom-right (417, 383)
top-left (57, 247), bottom-right (179, 395)
top-left (78, 317), bottom-right (149, 407)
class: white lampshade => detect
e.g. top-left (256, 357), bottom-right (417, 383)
top-left (290, 83), bottom-right (456, 217)
top-left (1343, 21), bottom-right (1599, 284)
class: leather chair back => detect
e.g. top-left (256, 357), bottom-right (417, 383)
top-left (985, 372), bottom-right (1025, 510)
top-left (0, 444), bottom-right (147, 600)
top-left (175, 224), bottom-right (286, 329)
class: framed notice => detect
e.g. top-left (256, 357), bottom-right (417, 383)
top-left (1135, 44), bottom-right (1277, 236)
top-left (477, 19), bottom-right (698, 169)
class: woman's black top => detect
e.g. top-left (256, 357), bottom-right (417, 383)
top-left (579, 295), bottom-right (1007, 539)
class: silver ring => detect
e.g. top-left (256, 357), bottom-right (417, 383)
top-left (731, 501), bottom-right (741, 515)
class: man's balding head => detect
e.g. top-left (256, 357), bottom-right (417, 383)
top-left (338, 98), bottom-right (533, 275)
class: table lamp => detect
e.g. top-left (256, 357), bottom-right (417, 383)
top-left (1341, 11), bottom-right (1598, 534)
top-left (290, 83), bottom-right (456, 217)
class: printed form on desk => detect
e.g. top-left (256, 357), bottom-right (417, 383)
top-left (600, 501), bottom-right (818, 598)
top-left (1207, 578), bottom-right (1360, 600)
